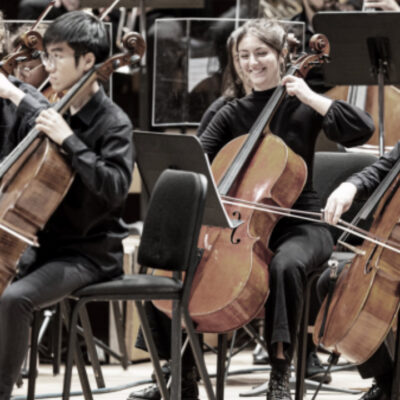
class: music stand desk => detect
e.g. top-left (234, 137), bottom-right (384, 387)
top-left (133, 130), bottom-right (238, 229)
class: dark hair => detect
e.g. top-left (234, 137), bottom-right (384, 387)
top-left (43, 11), bottom-right (109, 65)
top-left (236, 19), bottom-right (288, 76)
top-left (221, 26), bottom-right (246, 99)
top-left (236, 19), bottom-right (287, 55)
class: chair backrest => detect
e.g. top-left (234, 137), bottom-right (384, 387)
top-left (313, 151), bottom-right (378, 243)
top-left (137, 169), bottom-right (208, 271)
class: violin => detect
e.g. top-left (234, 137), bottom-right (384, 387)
top-left (313, 157), bottom-right (400, 364)
top-left (153, 34), bottom-right (331, 333)
top-left (0, 32), bottom-right (145, 296)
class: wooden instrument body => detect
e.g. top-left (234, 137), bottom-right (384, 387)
top-left (155, 133), bottom-right (307, 333)
top-left (0, 137), bottom-right (74, 295)
top-left (314, 174), bottom-right (400, 364)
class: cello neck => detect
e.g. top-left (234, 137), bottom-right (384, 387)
top-left (218, 65), bottom-right (296, 196)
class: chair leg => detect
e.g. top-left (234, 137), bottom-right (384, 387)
top-left (391, 310), bottom-right (400, 400)
top-left (183, 310), bottom-right (216, 400)
top-left (27, 311), bottom-right (41, 400)
top-left (216, 334), bottom-right (228, 400)
top-left (112, 301), bottom-right (130, 369)
top-left (78, 305), bottom-right (106, 388)
top-left (295, 273), bottom-right (319, 400)
top-left (135, 301), bottom-right (169, 400)
top-left (170, 299), bottom-right (182, 400)
top-left (52, 303), bottom-right (62, 376)
top-left (61, 300), bottom-right (93, 400)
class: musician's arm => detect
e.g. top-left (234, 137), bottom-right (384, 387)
top-left (0, 74), bottom-right (26, 106)
top-left (346, 141), bottom-right (400, 197)
top-left (321, 100), bottom-right (375, 147)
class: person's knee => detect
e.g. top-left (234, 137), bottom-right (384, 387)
top-left (0, 289), bottom-right (33, 319)
top-left (269, 252), bottom-right (305, 284)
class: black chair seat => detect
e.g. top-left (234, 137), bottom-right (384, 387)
top-left (73, 275), bottom-right (183, 298)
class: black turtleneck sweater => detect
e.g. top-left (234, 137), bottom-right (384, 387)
top-left (199, 88), bottom-right (375, 213)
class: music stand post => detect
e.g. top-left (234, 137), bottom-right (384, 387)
top-left (313, 12), bottom-right (400, 156)
top-left (133, 130), bottom-right (239, 230)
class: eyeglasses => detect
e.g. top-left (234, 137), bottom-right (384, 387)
top-left (40, 52), bottom-right (71, 69)
top-left (15, 63), bottom-right (44, 76)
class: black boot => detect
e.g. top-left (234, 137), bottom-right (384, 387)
top-left (127, 367), bottom-right (199, 400)
top-left (267, 363), bottom-right (292, 400)
top-left (359, 382), bottom-right (388, 400)
top-left (305, 351), bottom-right (332, 384)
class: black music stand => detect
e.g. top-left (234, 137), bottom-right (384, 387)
top-left (80, 0), bottom-right (204, 8)
top-left (313, 11), bottom-right (400, 156)
top-left (133, 130), bottom-right (239, 229)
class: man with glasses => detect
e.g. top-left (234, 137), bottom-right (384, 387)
top-left (0, 11), bottom-right (134, 400)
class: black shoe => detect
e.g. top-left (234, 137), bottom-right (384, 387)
top-left (267, 367), bottom-right (292, 400)
top-left (305, 351), bottom-right (332, 384)
top-left (127, 368), bottom-right (199, 400)
top-left (359, 383), bottom-right (388, 400)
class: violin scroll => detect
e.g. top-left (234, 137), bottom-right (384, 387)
top-left (95, 32), bottom-right (145, 82)
top-left (18, 30), bottom-right (43, 52)
top-left (293, 33), bottom-right (331, 79)
top-left (122, 31), bottom-right (146, 58)
top-left (0, 31), bottom-right (44, 76)
top-left (309, 33), bottom-right (330, 57)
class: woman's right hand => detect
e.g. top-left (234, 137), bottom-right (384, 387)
top-left (323, 182), bottom-right (358, 225)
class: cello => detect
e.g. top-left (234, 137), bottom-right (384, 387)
top-left (0, 31), bottom-right (145, 296)
top-left (313, 157), bottom-right (400, 364)
top-left (154, 34), bottom-right (330, 333)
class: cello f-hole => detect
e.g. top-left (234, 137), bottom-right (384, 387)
top-left (364, 247), bottom-right (378, 274)
top-left (231, 211), bottom-right (241, 244)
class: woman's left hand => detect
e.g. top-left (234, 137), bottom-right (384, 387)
top-left (282, 75), bottom-right (332, 116)
top-left (281, 75), bottom-right (314, 104)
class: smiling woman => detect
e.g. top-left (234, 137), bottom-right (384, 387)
top-left (236, 22), bottom-right (285, 91)
top-left (198, 17), bottom-right (375, 400)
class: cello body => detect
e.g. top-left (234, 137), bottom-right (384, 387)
top-left (0, 137), bottom-right (74, 295)
top-left (313, 172), bottom-right (400, 364)
top-left (155, 133), bottom-right (307, 333)
top-left (326, 85), bottom-right (400, 152)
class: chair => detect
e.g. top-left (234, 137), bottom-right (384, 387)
top-left (295, 151), bottom-right (378, 400)
top-left (61, 169), bottom-right (215, 400)
top-left (26, 296), bottom-right (130, 400)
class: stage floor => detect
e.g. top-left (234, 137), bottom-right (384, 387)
top-left (11, 350), bottom-right (372, 399)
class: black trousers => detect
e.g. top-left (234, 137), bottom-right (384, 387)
top-left (0, 256), bottom-right (103, 400)
top-left (316, 265), bottom-right (394, 380)
top-left (265, 220), bottom-right (334, 365)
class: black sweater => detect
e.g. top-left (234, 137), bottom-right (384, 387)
top-left (200, 88), bottom-right (375, 213)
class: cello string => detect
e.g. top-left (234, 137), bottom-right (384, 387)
top-left (221, 197), bottom-right (400, 254)
top-left (222, 194), bottom-right (400, 247)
